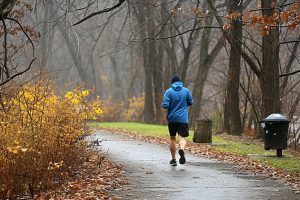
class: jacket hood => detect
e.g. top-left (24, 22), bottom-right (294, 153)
top-left (171, 81), bottom-right (183, 91)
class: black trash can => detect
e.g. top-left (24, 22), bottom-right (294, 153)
top-left (260, 113), bottom-right (290, 157)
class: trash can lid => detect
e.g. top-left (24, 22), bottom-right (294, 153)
top-left (263, 113), bottom-right (290, 122)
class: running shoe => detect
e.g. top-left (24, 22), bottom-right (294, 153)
top-left (179, 149), bottom-right (186, 164)
top-left (169, 159), bottom-right (177, 166)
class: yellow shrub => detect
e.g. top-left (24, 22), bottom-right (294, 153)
top-left (101, 99), bottom-right (124, 122)
top-left (0, 82), bottom-right (103, 198)
top-left (122, 96), bottom-right (145, 122)
top-left (100, 96), bottom-right (144, 122)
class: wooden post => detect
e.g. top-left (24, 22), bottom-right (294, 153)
top-left (193, 118), bottom-right (212, 143)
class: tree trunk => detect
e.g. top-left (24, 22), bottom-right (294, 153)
top-left (193, 118), bottom-right (212, 143)
top-left (40, 2), bottom-right (49, 69)
top-left (246, 107), bottom-right (255, 130)
top-left (143, 50), bottom-right (155, 123)
top-left (90, 58), bottom-right (104, 97)
top-left (57, 23), bottom-right (95, 87)
top-left (189, 17), bottom-right (224, 127)
top-left (110, 55), bottom-right (125, 101)
top-left (260, 0), bottom-right (280, 119)
top-left (180, 12), bottom-right (201, 83)
top-left (163, 24), bottom-right (178, 91)
top-left (39, 1), bottom-right (55, 70)
top-left (190, 17), bottom-right (212, 127)
top-left (153, 39), bottom-right (164, 124)
top-left (133, 3), bottom-right (155, 123)
top-left (223, 0), bottom-right (243, 135)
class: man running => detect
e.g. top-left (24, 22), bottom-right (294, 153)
top-left (162, 75), bottom-right (193, 166)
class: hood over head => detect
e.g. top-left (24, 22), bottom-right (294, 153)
top-left (171, 81), bottom-right (183, 91)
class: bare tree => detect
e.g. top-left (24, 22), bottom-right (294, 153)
top-left (259, 0), bottom-right (281, 120)
top-left (0, 0), bottom-right (35, 87)
top-left (131, 1), bottom-right (155, 123)
top-left (223, 0), bottom-right (243, 135)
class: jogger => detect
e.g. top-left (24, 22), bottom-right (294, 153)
top-left (162, 75), bottom-right (193, 166)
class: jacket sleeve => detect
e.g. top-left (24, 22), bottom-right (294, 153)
top-left (162, 91), bottom-right (170, 109)
top-left (187, 90), bottom-right (193, 106)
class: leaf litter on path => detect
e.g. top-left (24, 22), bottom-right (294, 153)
top-left (35, 150), bottom-right (126, 200)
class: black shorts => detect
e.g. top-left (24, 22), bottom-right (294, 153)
top-left (168, 123), bottom-right (189, 137)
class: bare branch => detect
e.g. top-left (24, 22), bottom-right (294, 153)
top-left (0, 58), bottom-right (36, 87)
top-left (280, 40), bottom-right (300, 44)
top-left (247, 1), bottom-right (297, 12)
top-left (1, 13), bottom-right (9, 78)
top-left (205, 36), bottom-right (225, 67)
top-left (0, 17), bottom-right (36, 86)
top-left (132, 26), bottom-right (222, 42)
top-left (206, 0), bottom-right (262, 78)
top-left (280, 70), bottom-right (300, 77)
top-left (72, 0), bottom-right (126, 26)
top-left (240, 82), bottom-right (260, 125)
top-left (6, 17), bottom-right (35, 57)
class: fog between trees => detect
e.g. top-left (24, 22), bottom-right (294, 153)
top-left (1, 0), bottom-right (300, 138)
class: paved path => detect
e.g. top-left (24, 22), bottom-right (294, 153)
top-left (92, 131), bottom-right (299, 200)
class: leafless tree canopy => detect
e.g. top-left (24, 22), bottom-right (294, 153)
top-left (0, 0), bottom-right (299, 141)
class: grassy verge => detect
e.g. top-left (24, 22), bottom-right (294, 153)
top-left (91, 122), bottom-right (300, 174)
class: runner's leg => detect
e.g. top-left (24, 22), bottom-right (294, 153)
top-left (178, 135), bottom-right (186, 164)
top-left (170, 136), bottom-right (176, 159)
top-left (178, 135), bottom-right (186, 150)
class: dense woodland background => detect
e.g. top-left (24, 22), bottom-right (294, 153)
top-left (1, 0), bottom-right (300, 140)
top-left (2, 1), bottom-right (300, 198)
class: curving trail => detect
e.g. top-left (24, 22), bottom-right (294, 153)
top-left (93, 131), bottom-right (299, 200)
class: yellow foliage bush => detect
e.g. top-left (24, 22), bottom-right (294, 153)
top-left (100, 96), bottom-right (144, 122)
top-left (101, 99), bottom-right (124, 122)
top-left (122, 96), bottom-right (145, 122)
top-left (0, 81), bottom-right (103, 198)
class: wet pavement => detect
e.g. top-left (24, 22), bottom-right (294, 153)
top-left (92, 131), bottom-right (299, 200)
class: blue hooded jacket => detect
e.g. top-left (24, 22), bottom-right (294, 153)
top-left (162, 81), bottom-right (193, 123)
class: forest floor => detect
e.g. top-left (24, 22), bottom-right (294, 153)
top-left (35, 149), bottom-right (125, 200)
